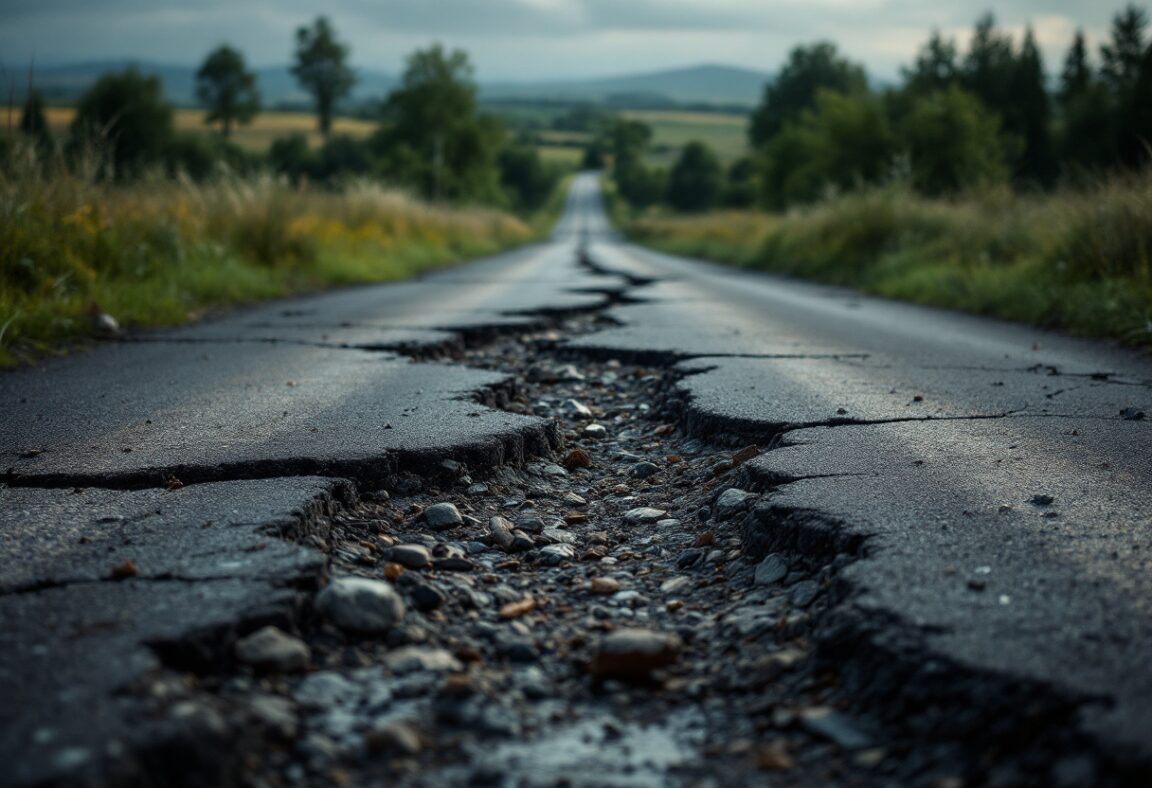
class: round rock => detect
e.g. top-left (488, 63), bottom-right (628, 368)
top-left (316, 576), bottom-right (406, 635)
top-left (235, 626), bottom-right (310, 673)
top-left (423, 502), bottom-right (464, 531)
top-left (589, 628), bottom-right (682, 678)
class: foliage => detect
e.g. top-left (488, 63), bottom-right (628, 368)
top-left (666, 141), bottom-right (723, 212)
top-left (292, 17), bottom-right (356, 138)
top-left (498, 145), bottom-right (561, 212)
top-left (374, 45), bottom-right (503, 203)
top-left (0, 141), bottom-right (533, 365)
top-left (196, 44), bottom-right (261, 138)
top-left (723, 157), bottom-right (759, 208)
top-left (625, 172), bottom-right (1152, 345)
top-left (69, 69), bottom-right (173, 177)
top-left (760, 89), bottom-right (895, 207)
top-left (748, 42), bottom-right (868, 147)
top-left (898, 85), bottom-right (1010, 196)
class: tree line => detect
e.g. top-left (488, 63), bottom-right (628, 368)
top-left (611, 5), bottom-right (1152, 213)
top-left (9, 17), bottom-right (559, 213)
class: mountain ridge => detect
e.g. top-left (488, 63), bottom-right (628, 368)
top-left (6, 61), bottom-right (770, 108)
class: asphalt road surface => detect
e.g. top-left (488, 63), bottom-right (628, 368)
top-left (2, 174), bottom-right (1150, 786)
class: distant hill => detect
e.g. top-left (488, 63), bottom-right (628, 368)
top-left (4, 60), bottom-right (397, 108)
top-left (6, 61), bottom-right (770, 110)
top-left (481, 64), bottom-right (771, 107)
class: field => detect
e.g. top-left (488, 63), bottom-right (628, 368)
top-left (622, 110), bottom-right (749, 164)
top-left (1, 105), bottom-right (376, 150)
top-left (626, 174), bottom-right (1152, 346)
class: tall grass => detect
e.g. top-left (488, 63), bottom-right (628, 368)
top-left (627, 174), bottom-right (1152, 345)
top-left (0, 143), bottom-right (534, 365)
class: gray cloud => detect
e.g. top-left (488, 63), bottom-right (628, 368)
top-left (0, 0), bottom-right (1132, 80)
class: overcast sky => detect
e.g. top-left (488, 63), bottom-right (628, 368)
top-left (0, 1), bottom-right (1134, 82)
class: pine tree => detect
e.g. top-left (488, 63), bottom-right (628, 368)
top-left (1101, 5), bottom-right (1152, 167)
top-left (1010, 27), bottom-right (1057, 186)
top-left (1059, 29), bottom-right (1116, 172)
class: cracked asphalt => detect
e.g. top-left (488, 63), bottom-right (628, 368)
top-left (1, 174), bottom-right (1151, 787)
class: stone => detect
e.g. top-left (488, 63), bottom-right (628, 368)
top-left (798, 707), bottom-right (872, 750)
top-left (538, 544), bottom-right (575, 566)
top-left (508, 530), bottom-right (536, 554)
top-left (316, 576), bottom-right (406, 635)
top-left (563, 399), bottom-right (594, 420)
top-left (422, 502), bottom-right (463, 530)
top-left (589, 628), bottom-right (682, 678)
top-left (383, 647), bottom-right (463, 674)
top-left (557, 364), bottom-right (586, 382)
top-left (366, 721), bottom-right (423, 756)
top-left (631, 462), bottom-right (660, 479)
top-left (410, 583), bottom-right (447, 612)
top-left (624, 507), bottom-right (667, 524)
top-left (583, 423), bottom-right (608, 439)
top-left (563, 491), bottom-right (588, 507)
top-left (789, 580), bottom-right (821, 608)
top-left (660, 576), bottom-right (692, 595)
top-left (563, 448), bottom-right (593, 470)
top-left (715, 488), bottom-right (756, 521)
top-left (235, 626), bottom-right (310, 673)
top-left (293, 672), bottom-right (359, 709)
top-left (590, 577), bottom-right (621, 595)
top-left (387, 544), bottom-right (432, 569)
top-left (676, 548), bottom-right (705, 569)
top-left (657, 519), bottom-right (682, 529)
top-left (249, 695), bottom-right (299, 739)
top-left (754, 554), bottom-right (788, 586)
top-left (488, 516), bottom-right (515, 551)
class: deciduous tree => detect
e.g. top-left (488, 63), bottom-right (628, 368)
top-left (196, 45), bottom-right (260, 139)
top-left (292, 17), bottom-right (355, 139)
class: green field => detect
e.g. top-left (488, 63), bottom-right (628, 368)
top-left (623, 110), bottom-right (749, 164)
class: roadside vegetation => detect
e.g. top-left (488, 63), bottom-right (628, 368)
top-left (608, 6), bottom-right (1152, 346)
top-left (1, 18), bottom-right (570, 365)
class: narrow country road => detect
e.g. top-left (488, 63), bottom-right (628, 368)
top-left (2, 174), bottom-right (1150, 787)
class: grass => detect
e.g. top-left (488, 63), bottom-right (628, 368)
top-left (0, 143), bottom-right (539, 365)
top-left (622, 110), bottom-right (749, 165)
top-left (1, 105), bottom-right (376, 151)
top-left (624, 175), bottom-right (1152, 346)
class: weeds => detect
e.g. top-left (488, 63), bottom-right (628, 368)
top-left (627, 174), bottom-right (1152, 346)
top-left (0, 143), bottom-right (536, 365)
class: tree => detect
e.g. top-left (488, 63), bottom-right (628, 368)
top-left (667, 141), bottom-right (723, 212)
top-left (1010, 27), bottom-right (1057, 185)
top-left (196, 45), bottom-right (260, 139)
top-left (899, 85), bottom-right (1009, 196)
top-left (903, 30), bottom-right (960, 96)
top-left (70, 68), bottom-right (173, 177)
top-left (1101, 5), bottom-right (1152, 167)
top-left (724, 157), bottom-right (759, 208)
top-left (292, 17), bottom-right (355, 139)
top-left (604, 118), bottom-right (662, 209)
top-left (759, 89), bottom-right (895, 207)
top-left (1061, 30), bottom-right (1092, 101)
top-left (498, 145), bottom-right (559, 211)
top-left (750, 42), bottom-right (869, 147)
top-left (375, 45), bottom-right (503, 202)
top-left (19, 89), bottom-right (52, 149)
top-left (1059, 30), bottom-right (1116, 173)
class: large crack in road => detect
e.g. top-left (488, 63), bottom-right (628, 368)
top-left (2, 175), bottom-right (1151, 787)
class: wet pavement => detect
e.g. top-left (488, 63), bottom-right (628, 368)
top-left (1, 174), bottom-right (1151, 787)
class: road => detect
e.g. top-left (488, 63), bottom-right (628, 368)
top-left (2, 174), bottom-right (1150, 786)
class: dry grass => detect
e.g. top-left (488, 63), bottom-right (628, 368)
top-left (1, 106), bottom-right (376, 151)
top-left (628, 174), bottom-right (1152, 345)
top-left (0, 142), bottom-right (533, 364)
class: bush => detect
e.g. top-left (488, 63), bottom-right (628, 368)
top-left (667, 141), bottom-right (723, 212)
top-left (69, 68), bottom-right (173, 178)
